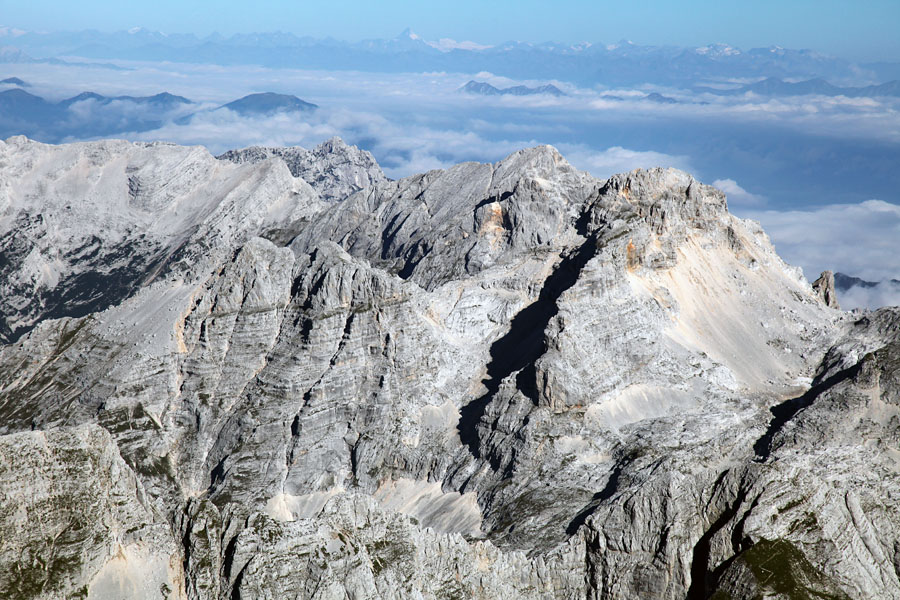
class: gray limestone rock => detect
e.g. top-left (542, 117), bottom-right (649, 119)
top-left (812, 269), bottom-right (841, 309)
top-left (217, 137), bottom-right (387, 204)
top-left (0, 136), bottom-right (895, 599)
top-left (0, 135), bottom-right (324, 344)
top-left (0, 425), bottom-right (181, 600)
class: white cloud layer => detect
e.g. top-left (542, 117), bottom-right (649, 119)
top-left (559, 144), bottom-right (693, 179)
top-left (711, 178), bottom-right (766, 206)
top-left (16, 59), bottom-right (900, 144)
top-left (741, 199), bottom-right (900, 283)
top-left (125, 106), bottom-right (542, 179)
top-left (839, 281), bottom-right (900, 311)
top-left (7, 59), bottom-right (898, 309)
top-left (127, 106), bottom-right (698, 183)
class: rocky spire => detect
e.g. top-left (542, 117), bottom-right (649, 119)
top-left (812, 269), bottom-right (841, 309)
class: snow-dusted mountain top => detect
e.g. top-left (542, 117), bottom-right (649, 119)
top-left (2, 26), bottom-right (891, 86)
top-left (1, 136), bottom-right (899, 599)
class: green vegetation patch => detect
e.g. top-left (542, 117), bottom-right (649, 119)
top-left (366, 538), bottom-right (415, 578)
top-left (736, 538), bottom-right (850, 600)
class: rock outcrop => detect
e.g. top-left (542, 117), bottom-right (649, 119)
top-left (813, 269), bottom-right (841, 309)
top-left (1, 135), bottom-right (896, 599)
top-left (217, 136), bottom-right (387, 204)
top-left (0, 425), bottom-right (182, 599)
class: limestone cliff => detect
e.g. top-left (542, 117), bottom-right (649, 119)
top-left (0, 135), bottom-right (896, 599)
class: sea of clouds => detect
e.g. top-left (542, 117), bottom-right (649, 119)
top-left (7, 59), bottom-right (900, 305)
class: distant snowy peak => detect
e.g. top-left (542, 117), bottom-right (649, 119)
top-left (695, 43), bottom-right (741, 57)
top-left (392, 28), bottom-right (493, 52)
top-left (426, 38), bottom-right (493, 52)
top-left (605, 40), bottom-right (636, 51)
top-left (127, 26), bottom-right (166, 36)
top-left (357, 28), bottom-right (436, 52)
top-left (1, 27), bottom-right (892, 87)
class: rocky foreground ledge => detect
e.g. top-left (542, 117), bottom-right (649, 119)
top-left (1, 135), bottom-right (898, 599)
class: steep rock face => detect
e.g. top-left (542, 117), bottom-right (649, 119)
top-left (0, 136), bottom-right (895, 599)
top-left (0, 136), bottom-right (323, 343)
top-left (224, 495), bottom-right (586, 599)
top-left (0, 425), bottom-right (182, 600)
top-left (813, 269), bottom-right (841, 309)
top-left (290, 145), bottom-right (599, 289)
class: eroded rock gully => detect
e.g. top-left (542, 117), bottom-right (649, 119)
top-left (1, 135), bottom-right (897, 599)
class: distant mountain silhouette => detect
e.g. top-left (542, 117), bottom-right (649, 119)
top-left (645, 92), bottom-right (678, 104)
top-left (0, 47), bottom-right (38, 63)
top-left (56, 91), bottom-right (107, 107)
top-left (0, 88), bottom-right (194, 140)
top-left (0, 76), bottom-right (28, 86)
top-left (697, 77), bottom-right (900, 98)
top-left (599, 92), bottom-right (686, 104)
top-left (219, 92), bottom-right (318, 116)
top-left (0, 88), bottom-right (321, 140)
top-left (460, 81), bottom-right (503, 95)
top-left (58, 91), bottom-right (192, 109)
top-left (460, 80), bottom-right (566, 97)
top-left (834, 272), bottom-right (900, 291)
top-left (0, 45), bottom-right (127, 70)
top-left (8, 27), bottom-right (893, 87)
top-left (0, 88), bottom-right (61, 122)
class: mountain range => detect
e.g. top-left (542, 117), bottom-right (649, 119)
top-left (3, 27), bottom-right (900, 87)
top-left (0, 43), bottom-right (127, 70)
top-left (459, 80), bottom-right (566, 97)
top-left (835, 272), bottom-right (900, 291)
top-left (0, 88), bottom-right (317, 141)
top-left (1, 136), bottom-right (898, 599)
top-left (696, 76), bottom-right (900, 97)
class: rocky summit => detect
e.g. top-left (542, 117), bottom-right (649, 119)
top-left (0, 134), bottom-right (898, 600)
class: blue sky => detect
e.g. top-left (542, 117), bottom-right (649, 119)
top-left (2, 0), bottom-right (899, 60)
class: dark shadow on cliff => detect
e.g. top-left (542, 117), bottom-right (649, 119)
top-left (686, 477), bottom-right (751, 600)
top-left (753, 361), bottom-right (861, 460)
top-left (564, 464), bottom-right (623, 536)
top-left (457, 234), bottom-right (598, 459)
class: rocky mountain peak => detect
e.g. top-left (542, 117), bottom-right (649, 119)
top-left (602, 167), bottom-right (726, 213)
top-left (217, 136), bottom-right (386, 203)
top-left (0, 137), bottom-right (896, 600)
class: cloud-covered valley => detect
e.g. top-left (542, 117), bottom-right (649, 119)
top-left (3, 58), bottom-right (899, 306)
top-left (741, 199), bottom-right (900, 307)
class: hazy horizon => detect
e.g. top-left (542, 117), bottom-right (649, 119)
top-left (3, 0), bottom-right (900, 61)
